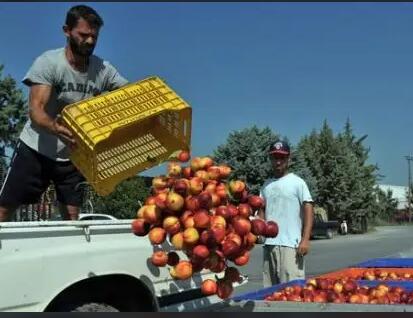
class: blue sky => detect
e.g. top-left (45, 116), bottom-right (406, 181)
top-left (0, 2), bottom-right (412, 186)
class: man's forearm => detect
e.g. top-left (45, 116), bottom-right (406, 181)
top-left (302, 203), bottom-right (314, 241)
top-left (29, 107), bottom-right (57, 135)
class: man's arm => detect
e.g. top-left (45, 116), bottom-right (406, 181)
top-left (28, 84), bottom-right (75, 146)
top-left (297, 202), bottom-right (314, 256)
top-left (258, 207), bottom-right (265, 220)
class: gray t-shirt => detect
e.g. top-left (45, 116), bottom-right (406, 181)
top-left (20, 47), bottom-right (129, 161)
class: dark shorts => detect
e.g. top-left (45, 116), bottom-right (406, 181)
top-left (0, 141), bottom-right (86, 207)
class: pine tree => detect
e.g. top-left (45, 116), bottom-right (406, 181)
top-left (213, 125), bottom-right (280, 194)
top-left (295, 119), bottom-right (379, 224)
top-left (0, 65), bottom-right (27, 154)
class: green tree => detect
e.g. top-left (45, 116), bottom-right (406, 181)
top-left (289, 144), bottom-right (319, 201)
top-left (295, 119), bottom-right (379, 225)
top-left (91, 176), bottom-right (151, 219)
top-left (372, 188), bottom-right (398, 222)
top-left (0, 65), bottom-right (27, 156)
top-left (213, 125), bottom-right (280, 194)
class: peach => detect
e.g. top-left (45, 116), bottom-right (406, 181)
top-left (162, 216), bottom-right (181, 235)
top-left (148, 227), bottom-right (166, 245)
top-left (194, 170), bottom-right (209, 183)
top-left (167, 161), bottom-right (182, 177)
top-left (152, 187), bottom-right (168, 196)
top-left (151, 251), bottom-right (168, 267)
top-left (211, 193), bottom-right (221, 207)
top-left (265, 221), bottom-right (279, 237)
top-left (237, 203), bottom-right (252, 218)
top-left (348, 294), bottom-right (361, 304)
top-left (200, 157), bottom-right (214, 170)
top-left (226, 206), bottom-right (238, 219)
top-left (210, 215), bottom-right (226, 229)
top-left (343, 280), bottom-right (357, 293)
top-left (190, 157), bottom-right (203, 172)
top-left (152, 176), bottom-right (168, 189)
top-left (183, 227), bottom-right (200, 245)
top-left (154, 192), bottom-right (168, 210)
top-left (204, 182), bottom-right (217, 194)
top-left (171, 232), bottom-right (185, 250)
top-left (215, 205), bottom-right (230, 219)
top-left (144, 196), bottom-right (156, 206)
top-left (228, 180), bottom-right (246, 194)
top-left (248, 195), bottom-right (265, 210)
top-left (177, 150), bottom-right (190, 162)
top-left (182, 166), bottom-right (193, 179)
top-left (192, 244), bottom-right (210, 260)
top-left (207, 166), bottom-right (222, 181)
top-left (218, 165), bottom-right (232, 179)
top-left (201, 279), bottom-right (217, 296)
top-left (234, 250), bottom-right (250, 266)
top-left (143, 205), bottom-right (162, 224)
top-left (136, 205), bottom-right (145, 219)
top-left (226, 232), bottom-right (242, 247)
top-left (209, 226), bottom-right (227, 245)
top-left (182, 215), bottom-right (195, 229)
top-left (173, 178), bottom-right (189, 197)
top-left (244, 232), bottom-right (257, 249)
top-left (193, 209), bottom-right (210, 229)
top-left (184, 196), bottom-right (200, 212)
top-left (166, 192), bottom-right (185, 212)
top-left (215, 183), bottom-right (228, 199)
top-left (251, 218), bottom-right (266, 236)
top-left (189, 177), bottom-right (203, 195)
top-left (197, 191), bottom-right (212, 209)
top-left (222, 239), bottom-right (240, 258)
top-left (170, 261), bottom-right (193, 280)
top-left (180, 210), bottom-right (194, 222)
top-left (232, 217), bottom-right (251, 236)
top-left (333, 281), bottom-right (343, 294)
top-left (131, 219), bottom-right (150, 236)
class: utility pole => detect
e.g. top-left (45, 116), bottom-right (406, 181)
top-left (406, 155), bottom-right (413, 222)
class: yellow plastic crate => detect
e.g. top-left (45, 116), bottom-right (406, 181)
top-left (61, 76), bottom-right (192, 196)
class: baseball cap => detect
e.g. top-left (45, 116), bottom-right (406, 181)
top-left (269, 140), bottom-right (290, 156)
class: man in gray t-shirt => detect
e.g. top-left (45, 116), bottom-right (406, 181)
top-left (0, 5), bottom-right (128, 221)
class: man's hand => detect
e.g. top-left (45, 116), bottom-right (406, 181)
top-left (53, 115), bottom-right (76, 148)
top-left (297, 238), bottom-right (310, 256)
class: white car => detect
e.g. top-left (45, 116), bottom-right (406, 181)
top-left (78, 213), bottom-right (118, 221)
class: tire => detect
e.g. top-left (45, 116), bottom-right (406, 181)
top-left (71, 303), bottom-right (119, 312)
top-left (325, 229), bottom-right (333, 239)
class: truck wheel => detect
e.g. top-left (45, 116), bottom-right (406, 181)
top-left (71, 303), bottom-right (119, 312)
top-left (326, 229), bottom-right (333, 239)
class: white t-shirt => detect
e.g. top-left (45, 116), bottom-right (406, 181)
top-left (19, 47), bottom-right (129, 161)
top-left (260, 173), bottom-right (313, 248)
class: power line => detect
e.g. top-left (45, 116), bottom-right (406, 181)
top-left (406, 155), bottom-right (412, 222)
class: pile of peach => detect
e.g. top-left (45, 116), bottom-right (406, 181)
top-left (131, 151), bottom-right (278, 299)
top-left (360, 269), bottom-right (413, 281)
top-left (264, 277), bottom-right (413, 305)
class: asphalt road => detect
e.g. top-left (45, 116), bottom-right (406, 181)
top-left (233, 225), bottom-right (413, 296)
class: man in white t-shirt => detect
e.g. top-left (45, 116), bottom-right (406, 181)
top-left (258, 140), bottom-right (314, 286)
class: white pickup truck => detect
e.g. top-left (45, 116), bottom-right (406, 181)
top-left (0, 219), bottom-right (246, 312)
